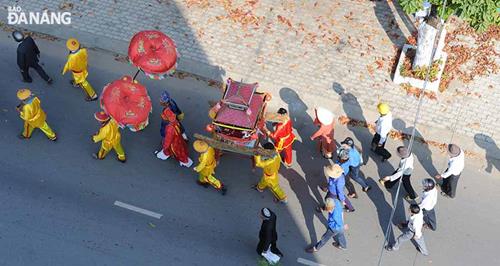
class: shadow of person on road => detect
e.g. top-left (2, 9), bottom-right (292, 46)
top-left (333, 82), bottom-right (407, 239)
top-left (474, 133), bottom-right (500, 174)
top-left (280, 87), bottom-right (325, 204)
top-left (364, 177), bottom-right (395, 244)
top-left (279, 87), bottom-right (334, 244)
top-left (280, 167), bottom-right (327, 244)
top-left (373, 0), bottom-right (407, 48)
top-left (393, 118), bottom-right (439, 177)
top-left (332, 82), bottom-right (394, 177)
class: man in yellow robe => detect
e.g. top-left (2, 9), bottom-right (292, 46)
top-left (193, 140), bottom-right (226, 195)
top-left (62, 38), bottom-right (97, 101)
top-left (16, 88), bottom-right (57, 141)
top-left (254, 142), bottom-right (287, 203)
top-left (92, 111), bottom-right (126, 163)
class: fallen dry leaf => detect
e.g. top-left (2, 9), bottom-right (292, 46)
top-left (366, 65), bottom-right (374, 76)
top-left (337, 115), bottom-right (478, 158)
top-left (374, 59), bottom-right (384, 69)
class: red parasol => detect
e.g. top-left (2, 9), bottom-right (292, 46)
top-left (100, 76), bottom-right (152, 132)
top-left (128, 30), bottom-right (178, 80)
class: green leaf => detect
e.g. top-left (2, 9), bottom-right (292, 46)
top-left (399, 0), bottom-right (500, 31)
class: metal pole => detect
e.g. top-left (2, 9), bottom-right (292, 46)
top-left (133, 69), bottom-right (141, 80)
top-left (377, 1), bottom-right (448, 265)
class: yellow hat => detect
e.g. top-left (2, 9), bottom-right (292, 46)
top-left (377, 103), bottom-right (390, 115)
top-left (193, 140), bottom-right (209, 153)
top-left (66, 38), bottom-right (80, 51)
top-left (17, 88), bottom-right (32, 100)
top-left (94, 111), bottom-right (110, 122)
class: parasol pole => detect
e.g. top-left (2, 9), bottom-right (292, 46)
top-left (133, 69), bottom-right (141, 81)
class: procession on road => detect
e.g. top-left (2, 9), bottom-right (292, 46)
top-left (8, 26), bottom-right (468, 265)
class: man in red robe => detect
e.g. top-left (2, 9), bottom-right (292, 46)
top-left (266, 108), bottom-right (296, 167)
top-left (156, 109), bottom-right (193, 167)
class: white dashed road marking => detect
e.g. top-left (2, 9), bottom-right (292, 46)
top-left (297, 257), bottom-right (327, 266)
top-left (114, 201), bottom-right (163, 219)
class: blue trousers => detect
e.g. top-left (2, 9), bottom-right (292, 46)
top-left (315, 227), bottom-right (347, 249)
top-left (345, 165), bottom-right (369, 194)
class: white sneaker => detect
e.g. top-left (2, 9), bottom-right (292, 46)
top-left (156, 149), bottom-right (170, 160)
top-left (180, 157), bottom-right (193, 167)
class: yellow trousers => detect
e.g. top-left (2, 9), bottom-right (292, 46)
top-left (98, 142), bottom-right (126, 161)
top-left (78, 80), bottom-right (97, 98)
top-left (23, 121), bottom-right (56, 139)
top-left (257, 177), bottom-right (287, 201)
top-left (73, 72), bottom-right (96, 98)
top-left (198, 173), bottom-right (222, 189)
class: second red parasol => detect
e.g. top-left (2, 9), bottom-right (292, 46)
top-left (100, 76), bottom-right (152, 131)
top-left (128, 30), bottom-right (178, 80)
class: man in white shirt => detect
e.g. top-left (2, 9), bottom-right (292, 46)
top-left (371, 103), bottom-right (392, 162)
top-left (436, 144), bottom-right (464, 198)
top-left (386, 204), bottom-right (429, 256)
top-left (379, 146), bottom-right (418, 200)
top-left (420, 178), bottom-right (438, 231)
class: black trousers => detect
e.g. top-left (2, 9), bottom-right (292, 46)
top-left (423, 208), bottom-right (437, 231)
top-left (384, 174), bottom-right (417, 199)
top-left (441, 174), bottom-right (460, 198)
top-left (21, 63), bottom-right (50, 82)
top-left (371, 133), bottom-right (392, 160)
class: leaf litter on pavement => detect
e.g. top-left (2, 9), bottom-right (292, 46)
top-left (338, 115), bottom-right (479, 158)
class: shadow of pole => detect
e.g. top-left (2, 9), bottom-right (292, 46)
top-left (333, 82), bottom-right (407, 245)
top-left (373, 0), bottom-right (407, 48)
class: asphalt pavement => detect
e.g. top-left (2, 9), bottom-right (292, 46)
top-left (0, 31), bottom-right (498, 266)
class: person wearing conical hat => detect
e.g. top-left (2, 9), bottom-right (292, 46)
top-left (193, 140), bottom-right (226, 195)
top-left (371, 103), bottom-right (392, 162)
top-left (156, 108), bottom-right (193, 168)
top-left (310, 107), bottom-right (336, 159)
top-left (318, 164), bottom-right (355, 212)
top-left (92, 111), bottom-right (126, 163)
top-left (265, 108), bottom-right (296, 167)
top-left (16, 88), bottom-right (57, 141)
top-left (253, 142), bottom-right (287, 204)
top-left (62, 38), bottom-right (97, 101)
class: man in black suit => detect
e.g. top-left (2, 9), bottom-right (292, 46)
top-left (257, 208), bottom-right (283, 258)
top-left (12, 31), bottom-right (53, 84)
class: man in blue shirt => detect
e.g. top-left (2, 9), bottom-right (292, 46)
top-left (306, 197), bottom-right (347, 252)
top-left (319, 164), bottom-right (355, 212)
top-left (341, 137), bottom-right (371, 198)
